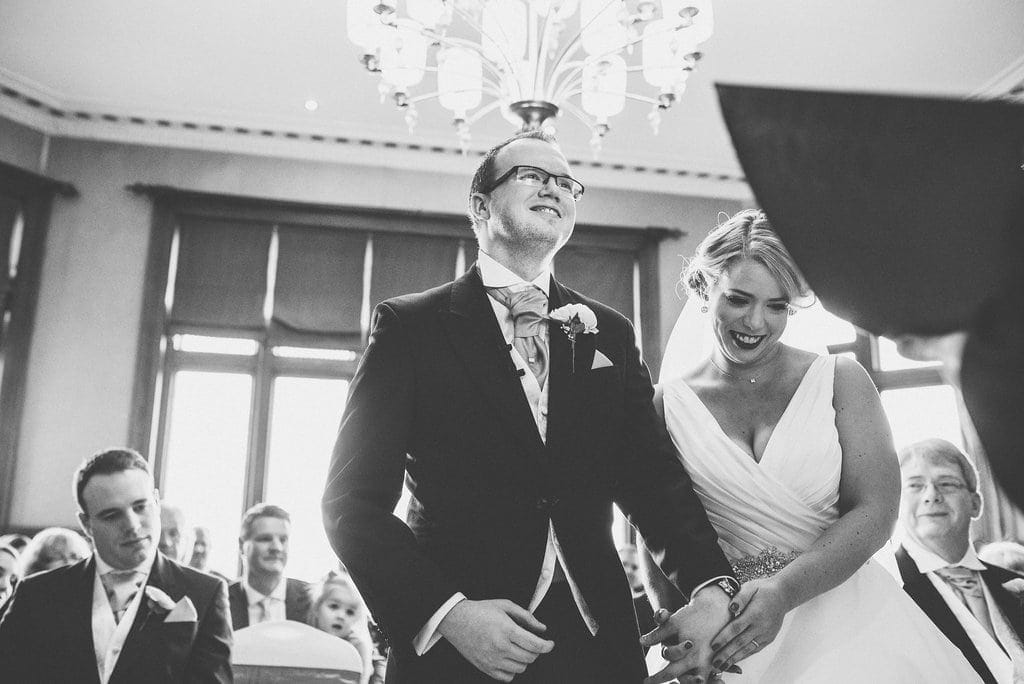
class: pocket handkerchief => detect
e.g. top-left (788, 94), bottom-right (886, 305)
top-left (591, 350), bottom-right (614, 370)
top-left (165, 596), bottom-right (198, 623)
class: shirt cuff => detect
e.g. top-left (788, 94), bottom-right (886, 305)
top-left (412, 593), bottom-right (467, 656)
top-left (689, 575), bottom-right (739, 603)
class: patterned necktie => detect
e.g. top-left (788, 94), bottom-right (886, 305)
top-left (489, 285), bottom-right (549, 388)
top-left (935, 566), bottom-right (998, 642)
top-left (101, 570), bottom-right (144, 624)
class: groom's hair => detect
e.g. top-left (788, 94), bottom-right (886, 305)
top-left (467, 130), bottom-right (560, 227)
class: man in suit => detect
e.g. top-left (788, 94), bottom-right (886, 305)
top-left (323, 130), bottom-right (738, 683)
top-left (227, 503), bottom-right (310, 630)
top-left (0, 447), bottom-right (232, 683)
top-left (895, 438), bottom-right (1024, 684)
top-left (159, 502), bottom-right (193, 564)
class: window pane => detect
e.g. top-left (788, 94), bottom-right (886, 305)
top-left (162, 370), bottom-right (252, 578)
top-left (265, 376), bottom-right (349, 582)
top-left (877, 336), bottom-right (942, 371)
top-left (272, 346), bottom-right (359, 361)
top-left (881, 385), bottom-right (963, 452)
top-left (781, 299), bottom-right (857, 350)
top-left (173, 334), bottom-right (258, 355)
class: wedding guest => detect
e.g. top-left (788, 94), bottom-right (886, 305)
top-left (896, 438), bottom-right (1024, 683)
top-left (0, 447), bottom-right (232, 682)
top-left (158, 502), bottom-right (193, 564)
top-left (0, 543), bottom-right (18, 605)
top-left (0, 533), bottom-right (30, 554)
top-left (978, 541), bottom-right (1024, 576)
top-left (18, 526), bottom-right (90, 577)
top-left (227, 503), bottom-right (310, 630)
top-left (308, 573), bottom-right (376, 684)
top-left (190, 525), bottom-right (229, 581)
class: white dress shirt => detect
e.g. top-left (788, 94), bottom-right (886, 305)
top-left (900, 534), bottom-right (1014, 684)
top-left (242, 575), bottom-right (288, 625)
top-left (91, 548), bottom-right (156, 684)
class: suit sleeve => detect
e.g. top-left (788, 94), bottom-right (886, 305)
top-left (609, 316), bottom-right (734, 596)
top-left (185, 578), bottom-right (233, 683)
top-left (322, 303), bottom-right (461, 649)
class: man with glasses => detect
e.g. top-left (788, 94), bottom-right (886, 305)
top-left (324, 130), bottom-right (736, 683)
top-left (895, 438), bottom-right (1024, 683)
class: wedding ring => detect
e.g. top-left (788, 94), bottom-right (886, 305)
top-left (750, 639), bottom-right (760, 650)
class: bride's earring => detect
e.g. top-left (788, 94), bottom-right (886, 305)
top-left (788, 306), bottom-right (796, 317)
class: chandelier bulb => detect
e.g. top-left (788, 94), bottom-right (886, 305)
top-left (394, 91), bottom-right (410, 108)
top-left (657, 92), bottom-right (676, 110)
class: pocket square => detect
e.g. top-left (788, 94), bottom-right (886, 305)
top-left (591, 350), bottom-right (614, 370)
top-left (165, 596), bottom-right (198, 623)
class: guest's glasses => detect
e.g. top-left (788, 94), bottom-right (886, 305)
top-left (903, 479), bottom-right (969, 494)
top-left (487, 165), bottom-right (585, 202)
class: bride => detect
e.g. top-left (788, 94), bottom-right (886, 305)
top-left (643, 210), bottom-right (980, 682)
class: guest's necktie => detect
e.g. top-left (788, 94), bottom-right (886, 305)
top-left (489, 285), bottom-right (549, 388)
top-left (256, 597), bottom-right (271, 623)
top-left (935, 566), bottom-right (999, 642)
top-left (101, 570), bottom-right (144, 624)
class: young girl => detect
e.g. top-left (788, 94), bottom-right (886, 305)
top-left (307, 573), bottom-right (378, 684)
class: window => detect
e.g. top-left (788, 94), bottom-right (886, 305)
top-left (132, 188), bottom-right (668, 580)
top-left (0, 162), bottom-right (75, 528)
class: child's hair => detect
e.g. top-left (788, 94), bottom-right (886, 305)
top-left (307, 571), bottom-right (367, 624)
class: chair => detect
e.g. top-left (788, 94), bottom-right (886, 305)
top-left (232, 620), bottom-right (363, 684)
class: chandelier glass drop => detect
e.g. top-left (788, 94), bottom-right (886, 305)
top-left (346, 0), bottom-right (713, 152)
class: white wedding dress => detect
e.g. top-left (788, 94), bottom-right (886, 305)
top-left (655, 354), bottom-right (982, 683)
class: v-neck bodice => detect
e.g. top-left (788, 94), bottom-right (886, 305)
top-left (662, 355), bottom-right (841, 560)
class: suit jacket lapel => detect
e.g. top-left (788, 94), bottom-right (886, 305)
top-left (112, 554), bottom-right (183, 680)
top-left (229, 582), bottom-right (249, 628)
top-left (545, 279), bottom-right (597, 453)
top-left (73, 558), bottom-right (103, 684)
top-left (896, 546), bottom-right (995, 683)
top-left (443, 266), bottom-right (545, 459)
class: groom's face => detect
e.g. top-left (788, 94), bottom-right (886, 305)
top-left (474, 138), bottom-right (576, 256)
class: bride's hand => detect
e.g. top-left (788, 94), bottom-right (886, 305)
top-left (709, 579), bottom-right (789, 672)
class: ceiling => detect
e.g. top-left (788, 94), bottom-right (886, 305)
top-left (1, 0), bottom-right (1022, 197)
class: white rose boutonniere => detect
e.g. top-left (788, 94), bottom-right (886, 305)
top-left (1002, 578), bottom-right (1024, 598)
top-left (144, 585), bottom-right (177, 612)
top-left (547, 303), bottom-right (599, 373)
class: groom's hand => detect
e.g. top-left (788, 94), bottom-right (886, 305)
top-left (437, 598), bottom-right (554, 682)
top-left (641, 586), bottom-right (731, 683)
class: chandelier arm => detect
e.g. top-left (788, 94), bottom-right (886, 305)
top-left (465, 100), bottom-right (505, 126)
top-left (533, 6), bottom-right (555, 96)
top-left (447, 0), bottom-right (523, 97)
top-left (551, 72), bottom-right (584, 105)
top-left (557, 100), bottom-right (599, 132)
top-left (415, 31), bottom-right (508, 85)
top-left (544, 0), bottom-right (624, 90)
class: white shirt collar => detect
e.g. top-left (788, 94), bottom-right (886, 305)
top-left (242, 574), bottom-right (287, 607)
top-left (900, 532), bottom-right (987, 573)
top-left (93, 545), bottom-right (157, 577)
top-left (477, 250), bottom-right (551, 297)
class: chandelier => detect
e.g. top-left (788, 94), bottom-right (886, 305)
top-left (346, 0), bottom-right (713, 151)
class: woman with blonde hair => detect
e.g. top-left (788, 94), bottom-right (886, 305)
top-left (644, 209), bottom-right (980, 682)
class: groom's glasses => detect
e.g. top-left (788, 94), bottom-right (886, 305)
top-left (487, 165), bottom-right (585, 202)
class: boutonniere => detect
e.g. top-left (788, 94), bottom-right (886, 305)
top-left (547, 303), bottom-right (599, 373)
top-left (144, 585), bottom-right (177, 618)
top-left (1002, 578), bottom-right (1024, 598)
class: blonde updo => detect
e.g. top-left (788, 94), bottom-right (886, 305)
top-left (681, 209), bottom-right (813, 306)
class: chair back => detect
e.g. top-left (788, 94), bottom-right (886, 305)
top-left (232, 620), bottom-right (362, 684)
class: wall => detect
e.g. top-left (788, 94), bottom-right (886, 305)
top-left (2, 126), bottom-right (745, 527)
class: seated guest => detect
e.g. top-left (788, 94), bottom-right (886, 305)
top-left (0, 543), bottom-right (18, 606)
top-left (228, 503), bottom-right (309, 630)
top-left (308, 573), bottom-right (376, 684)
top-left (896, 438), bottom-right (1024, 684)
top-left (189, 525), bottom-right (229, 581)
top-left (158, 502), bottom-right (193, 564)
top-left (18, 526), bottom-right (91, 577)
top-left (0, 447), bottom-right (232, 683)
top-left (979, 541), bottom-right (1024, 576)
top-left (0, 533), bottom-right (31, 554)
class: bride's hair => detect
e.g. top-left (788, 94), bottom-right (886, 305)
top-left (681, 209), bottom-right (813, 307)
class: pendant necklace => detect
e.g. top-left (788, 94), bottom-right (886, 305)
top-left (710, 348), bottom-right (781, 384)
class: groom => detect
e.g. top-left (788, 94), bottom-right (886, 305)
top-left (323, 131), bottom-right (736, 683)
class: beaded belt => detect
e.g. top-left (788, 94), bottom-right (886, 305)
top-left (730, 547), bottom-right (801, 584)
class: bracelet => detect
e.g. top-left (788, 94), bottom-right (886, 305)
top-left (714, 576), bottom-right (741, 599)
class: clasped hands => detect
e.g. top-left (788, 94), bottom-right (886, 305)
top-left (640, 578), bottom-right (788, 684)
